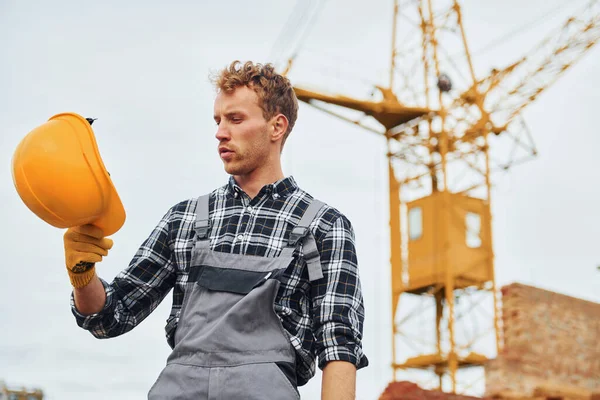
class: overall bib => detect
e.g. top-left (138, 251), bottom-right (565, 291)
top-left (148, 194), bottom-right (325, 400)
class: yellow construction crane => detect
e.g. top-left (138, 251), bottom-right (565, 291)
top-left (0, 380), bottom-right (44, 400)
top-left (283, 0), bottom-right (600, 394)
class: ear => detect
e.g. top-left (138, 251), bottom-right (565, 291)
top-left (270, 114), bottom-right (289, 143)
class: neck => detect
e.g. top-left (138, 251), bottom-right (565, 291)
top-left (234, 159), bottom-right (285, 199)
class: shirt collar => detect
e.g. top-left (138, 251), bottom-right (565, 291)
top-left (226, 176), bottom-right (298, 200)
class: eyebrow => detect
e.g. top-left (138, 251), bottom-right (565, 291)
top-left (214, 110), bottom-right (247, 121)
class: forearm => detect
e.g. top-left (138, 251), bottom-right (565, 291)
top-left (71, 269), bottom-right (174, 339)
top-left (69, 208), bottom-right (176, 337)
top-left (70, 275), bottom-right (140, 339)
top-left (73, 271), bottom-right (107, 315)
top-left (321, 361), bottom-right (356, 400)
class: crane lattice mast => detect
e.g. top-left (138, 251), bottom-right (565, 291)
top-left (283, 0), bottom-right (600, 393)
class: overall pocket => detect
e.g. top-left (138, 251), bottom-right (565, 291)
top-left (195, 265), bottom-right (276, 294)
top-left (218, 362), bottom-right (300, 400)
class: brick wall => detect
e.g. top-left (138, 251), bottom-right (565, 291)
top-left (485, 283), bottom-right (600, 396)
top-left (380, 381), bottom-right (487, 400)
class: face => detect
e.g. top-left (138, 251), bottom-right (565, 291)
top-left (214, 86), bottom-right (272, 177)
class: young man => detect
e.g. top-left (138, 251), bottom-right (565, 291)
top-left (65, 60), bottom-right (368, 399)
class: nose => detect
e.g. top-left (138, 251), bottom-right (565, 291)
top-left (215, 123), bottom-right (230, 142)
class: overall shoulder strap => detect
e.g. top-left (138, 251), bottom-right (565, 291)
top-left (282, 199), bottom-right (326, 282)
top-left (194, 194), bottom-right (211, 245)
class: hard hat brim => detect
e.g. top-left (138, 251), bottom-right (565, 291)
top-left (92, 186), bottom-right (126, 237)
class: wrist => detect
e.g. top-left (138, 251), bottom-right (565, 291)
top-left (68, 265), bottom-right (96, 288)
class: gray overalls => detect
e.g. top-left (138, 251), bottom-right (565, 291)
top-left (148, 194), bottom-right (325, 400)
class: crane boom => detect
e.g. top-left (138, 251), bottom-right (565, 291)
top-left (458, 0), bottom-right (600, 142)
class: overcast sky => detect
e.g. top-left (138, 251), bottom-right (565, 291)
top-left (1, 1), bottom-right (599, 399)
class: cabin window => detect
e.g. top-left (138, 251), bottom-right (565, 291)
top-left (408, 207), bottom-right (423, 241)
top-left (466, 212), bottom-right (481, 248)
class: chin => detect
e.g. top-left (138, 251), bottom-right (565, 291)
top-left (223, 163), bottom-right (245, 176)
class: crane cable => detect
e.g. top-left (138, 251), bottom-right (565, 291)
top-left (269, 0), bottom-right (313, 63)
top-left (269, 0), bottom-right (327, 68)
top-left (470, 0), bottom-right (587, 57)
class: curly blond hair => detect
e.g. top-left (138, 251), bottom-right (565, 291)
top-left (211, 61), bottom-right (298, 149)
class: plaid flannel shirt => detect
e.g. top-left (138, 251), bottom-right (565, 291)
top-left (71, 176), bottom-right (368, 385)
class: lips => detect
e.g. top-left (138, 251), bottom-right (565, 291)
top-left (219, 147), bottom-right (235, 160)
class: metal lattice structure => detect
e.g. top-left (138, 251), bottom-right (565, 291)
top-left (281, 0), bottom-right (600, 394)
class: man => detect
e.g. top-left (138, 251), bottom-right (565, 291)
top-left (64, 60), bottom-right (368, 399)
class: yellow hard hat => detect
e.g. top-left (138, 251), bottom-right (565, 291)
top-left (11, 112), bottom-right (126, 236)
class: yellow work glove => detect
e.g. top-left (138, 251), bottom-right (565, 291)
top-left (63, 225), bottom-right (114, 288)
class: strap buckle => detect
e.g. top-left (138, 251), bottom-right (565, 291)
top-left (195, 219), bottom-right (211, 239)
top-left (303, 246), bottom-right (320, 261)
top-left (288, 226), bottom-right (309, 247)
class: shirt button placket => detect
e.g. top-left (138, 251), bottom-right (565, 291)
top-left (236, 202), bottom-right (252, 252)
